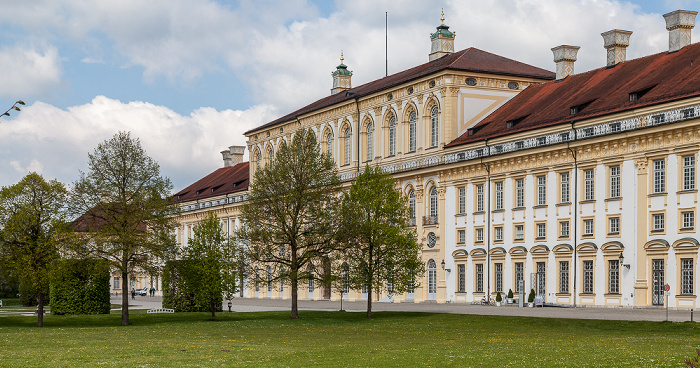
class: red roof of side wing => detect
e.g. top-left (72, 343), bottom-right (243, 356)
top-left (173, 162), bottom-right (249, 202)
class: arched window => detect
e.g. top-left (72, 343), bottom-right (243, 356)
top-left (344, 127), bottom-right (351, 165)
top-left (409, 111), bottom-right (417, 152)
top-left (389, 116), bottom-right (396, 156)
top-left (366, 122), bottom-right (373, 161)
top-left (430, 186), bottom-right (438, 218)
top-left (427, 259), bottom-right (437, 300)
top-left (267, 147), bottom-right (274, 164)
top-left (430, 106), bottom-right (439, 147)
top-left (408, 189), bottom-right (415, 219)
top-left (326, 131), bottom-right (333, 158)
top-left (255, 151), bottom-right (261, 170)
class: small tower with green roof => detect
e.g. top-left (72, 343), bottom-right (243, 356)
top-left (331, 52), bottom-right (353, 95)
top-left (429, 10), bottom-right (455, 61)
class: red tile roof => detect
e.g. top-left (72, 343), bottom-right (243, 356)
top-left (447, 42), bottom-right (700, 148)
top-left (246, 48), bottom-right (555, 135)
top-left (173, 162), bottom-right (249, 202)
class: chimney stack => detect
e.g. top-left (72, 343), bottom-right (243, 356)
top-left (601, 29), bottom-right (632, 66)
top-left (221, 145), bottom-right (245, 167)
top-left (551, 45), bottom-right (580, 80)
top-left (664, 10), bottom-right (697, 52)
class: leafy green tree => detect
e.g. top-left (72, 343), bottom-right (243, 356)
top-left (238, 128), bottom-right (342, 319)
top-left (339, 165), bottom-right (424, 318)
top-left (184, 211), bottom-right (237, 320)
top-left (0, 172), bottom-right (68, 326)
top-left (67, 131), bottom-right (178, 326)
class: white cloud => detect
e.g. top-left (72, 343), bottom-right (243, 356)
top-left (0, 98), bottom-right (278, 191)
top-left (0, 45), bottom-right (62, 98)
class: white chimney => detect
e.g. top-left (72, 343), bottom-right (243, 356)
top-left (551, 45), bottom-right (580, 80)
top-left (664, 10), bottom-right (698, 52)
top-left (221, 145), bottom-right (245, 167)
top-left (601, 29), bottom-right (632, 66)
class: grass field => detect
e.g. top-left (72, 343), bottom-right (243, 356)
top-left (1, 309), bottom-right (699, 367)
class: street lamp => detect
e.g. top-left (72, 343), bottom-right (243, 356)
top-left (619, 253), bottom-right (630, 269)
top-left (0, 100), bottom-right (25, 121)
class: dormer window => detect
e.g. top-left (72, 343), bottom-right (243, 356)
top-left (506, 115), bottom-right (528, 129)
top-left (629, 85), bottom-right (655, 102)
top-left (570, 100), bottom-right (594, 115)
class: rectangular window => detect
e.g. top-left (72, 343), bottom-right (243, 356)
top-left (537, 223), bottom-right (546, 239)
top-left (458, 264), bottom-right (466, 293)
top-left (560, 172), bottom-right (570, 203)
top-left (495, 181), bottom-right (504, 210)
top-left (495, 263), bottom-right (503, 293)
top-left (653, 213), bottom-right (665, 231)
top-left (495, 226), bottom-right (503, 241)
top-left (537, 262), bottom-right (546, 296)
top-left (515, 225), bottom-right (524, 240)
top-left (609, 217), bottom-right (620, 234)
top-left (114, 277), bottom-right (120, 290)
top-left (584, 169), bottom-right (595, 200)
top-left (457, 229), bottom-right (466, 244)
top-left (610, 165), bottom-right (620, 198)
top-left (609, 260), bottom-right (619, 294)
top-left (515, 262), bottom-right (524, 294)
top-left (476, 228), bottom-right (484, 243)
top-left (458, 187), bottom-right (466, 214)
top-left (537, 175), bottom-right (546, 205)
top-left (560, 221), bottom-right (570, 238)
top-left (682, 259), bottom-right (694, 295)
top-left (476, 184), bottom-right (484, 212)
top-left (684, 155), bottom-right (696, 190)
top-left (683, 211), bottom-right (695, 230)
top-left (584, 219), bottom-right (594, 236)
top-left (476, 264), bottom-right (484, 293)
top-left (654, 159), bottom-right (665, 193)
top-left (515, 178), bottom-right (524, 207)
top-left (583, 260), bottom-right (594, 294)
top-left (560, 261), bottom-right (569, 294)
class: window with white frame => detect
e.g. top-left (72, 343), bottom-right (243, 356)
top-left (114, 277), bottom-right (120, 290)
top-left (684, 155), bottom-right (696, 190)
top-left (584, 169), bottom-right (595, 200)
top-left (495, 181), bottom-right (504, 210)
top-left (515, 225), bottom-right (524, 240)
top-left (560, 261), bottom-right (569, 294)
top-left (561, 172), bottom-right (570, 203)
top-left (430, 187), bottom-right (438, 218)
top-left (515, 178), bottom-right (524, 207)
top-left (537, 223), bottom-right (546, 239)
top-left (366, 122), bottom-right (373, 161)
top-left (610, 165), bottom-right (620, 198)
top-left (682, 211), bottom-right (695, 230)
top-left (476, 264), bottom-right (484, 293)
top-left (307, 270), bottom-right (313, 293)
top-left (476, 228), bottom-right (484, 243)
top-left (609, 260), bottom-right (619, 294)
top-left (515, 262), bottom-right (524, 294)
top-left (537, 175), bottom-right (546, 205)
top-left (458, 187), bottom-right (466, 214)
top-left (653, 159), bottom-right (665, 193)
top-left (583, 260), bottom-right (594, 294)
top-left (343, 127), bottom-right (351, 165)
top-left (682, 258), bottom-right (694, 295)
top-left (560, 221), bottom-right (570, 238)
top-left (408, 190), bottom-right (415, 219)
top-left (458, 264), bottom-right (466, 293)
top-left (653, 213), bottom-right (665, 231)
top-left (584, 219), bottom-right (594, 235)
top-left (457, 229), bottom-right (466, 244)
top-left (609, 217), bottom-right (620, 234)
top-left (495, 226), bottom-right (503, 241)
top-left (430, 106), bottom-right (439, 147)
top-left (409, 111), bottom-right (417, 152)
top-left (495, 263), bottom-right (503, 293)
top-left (389, 116), bottom-right (396, 156)
top-left (476, 184), bottom-right (484, 212)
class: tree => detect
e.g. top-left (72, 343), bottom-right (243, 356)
top-left (238, 128), bottom-right (342, 319)
top-left (67, 131), bottom-right (178, 326)
top-left (339, 165), bottom-right (424, 318)
top-left (0, 173), bottom-right (68, 326)
top-left (184, 211), bottom-right (237, 320)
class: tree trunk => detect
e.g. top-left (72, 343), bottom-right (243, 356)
top-left (290, 276), bottom-right (299, 319)
top-left (37, 291), bottom-right (44, 327)
top-left (366, 288), bottom-right (372, 318)
top-left (121, 270), bottom-right (129, 326)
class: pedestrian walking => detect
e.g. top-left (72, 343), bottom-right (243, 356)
top-left (131, 288), bottom-right (135, 300)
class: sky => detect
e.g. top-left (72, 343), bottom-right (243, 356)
top-left (0, 0), bottom-right (699, 192)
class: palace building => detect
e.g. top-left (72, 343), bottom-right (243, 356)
top-left (174, 10), bottom-right (700, 308)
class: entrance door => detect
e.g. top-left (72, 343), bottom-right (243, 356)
top-left (428, 259), bottom-right (437, 300)
top-left (652, 259), bottom-right (665, 306)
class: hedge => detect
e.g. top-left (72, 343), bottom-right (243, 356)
top-left (49, 259), bottom-right (111, 315)
top-left (162, 260), bottom-right (222, 313)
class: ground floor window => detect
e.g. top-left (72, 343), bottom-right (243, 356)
top-left (476, 264), bottom-right (484, 293)
top-left (583, 260), bottom-right (594, 294)
top-left (609, 260), bottom-right (619, 294)
top-left (113, 277), bottom-right (120, 290)
top-left (537, 262), bottom-right (546, 296)
top-left (495, 263), bottom-right (503, 293)
top-left (515, 262), bottom-right (523, 294)
top-left (457, 264), bottom-right (465, 293)
top-left (559, 261), bottom-right (569, 294)
top-left (682, 258), bottom-right (694, 295)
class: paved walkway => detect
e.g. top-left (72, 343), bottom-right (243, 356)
top-left (114, 295), bottom-right (697, 323)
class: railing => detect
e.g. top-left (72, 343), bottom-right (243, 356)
top-left (422, 215), bottom-right (438, 225)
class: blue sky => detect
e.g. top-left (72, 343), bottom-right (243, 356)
top-left (0, 0), bottom-right (698, 191)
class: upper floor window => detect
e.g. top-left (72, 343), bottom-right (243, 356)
top-left (408, 190), bottom-right (415, 219)
top-left (515, 225), bottom-right (524, 240)
top-left (430, 187), bottom-right (438, 218)
top-left (653, 213), bottom-right (665, 231)
top-left (430, 106), bottom-right (439, 147)
top-left (495, 181), bottom-right (504, 210)
top-left (458, 187), bottom-right (466, 214)
top-left (653, 159), bottom-right (665, 193)
top-left (366, 123), bottom-right (374, 161)
top-left (343, 127), bottom-right (351, 166)
top-left (389, 116), bottom-right (396, 156)
top-left (684, 155), bottom-right (696, 190)
top-left (476, 184), bottom-right (484, 212)
top-left (326, 132), bottom-right (333, 157)
top-left (610, 165), bottom-right (620, 198)
top-left (584, 169), bottom-right (595, 201)
top-left (256, 152), bottom-right (262, 170)
top-left (409, 111), bottom-right (417, 152)
top-left (537, 175), bottom-right (546, 206)
top-left (584, 219), bottom-right (594, 235)
top-left (560, 172), bottom-right (570, 203)
top-left (515, 178), bottom-right (524, 207)
top-left (682, 211), bottom-right (695, 230)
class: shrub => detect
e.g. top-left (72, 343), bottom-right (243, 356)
top-left (495, 292), bottom-right (502, 302)
top-left (162, 260), bottom-right (222, 313)
top-left (528, 289), bottom-right (536, 303)
top-left (507, 289), bottom-right (513, 299)
top-left (50, 259), bottom-right (110, 315)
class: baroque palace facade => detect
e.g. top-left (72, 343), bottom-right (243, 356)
top-left (174, 10), bottom-right (700, 308)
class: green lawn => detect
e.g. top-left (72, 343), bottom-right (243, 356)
top-left (0, 309), bottom-right (698, 367)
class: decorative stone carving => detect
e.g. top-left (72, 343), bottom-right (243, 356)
top-left (635, 159), bottom-right (648, 174)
